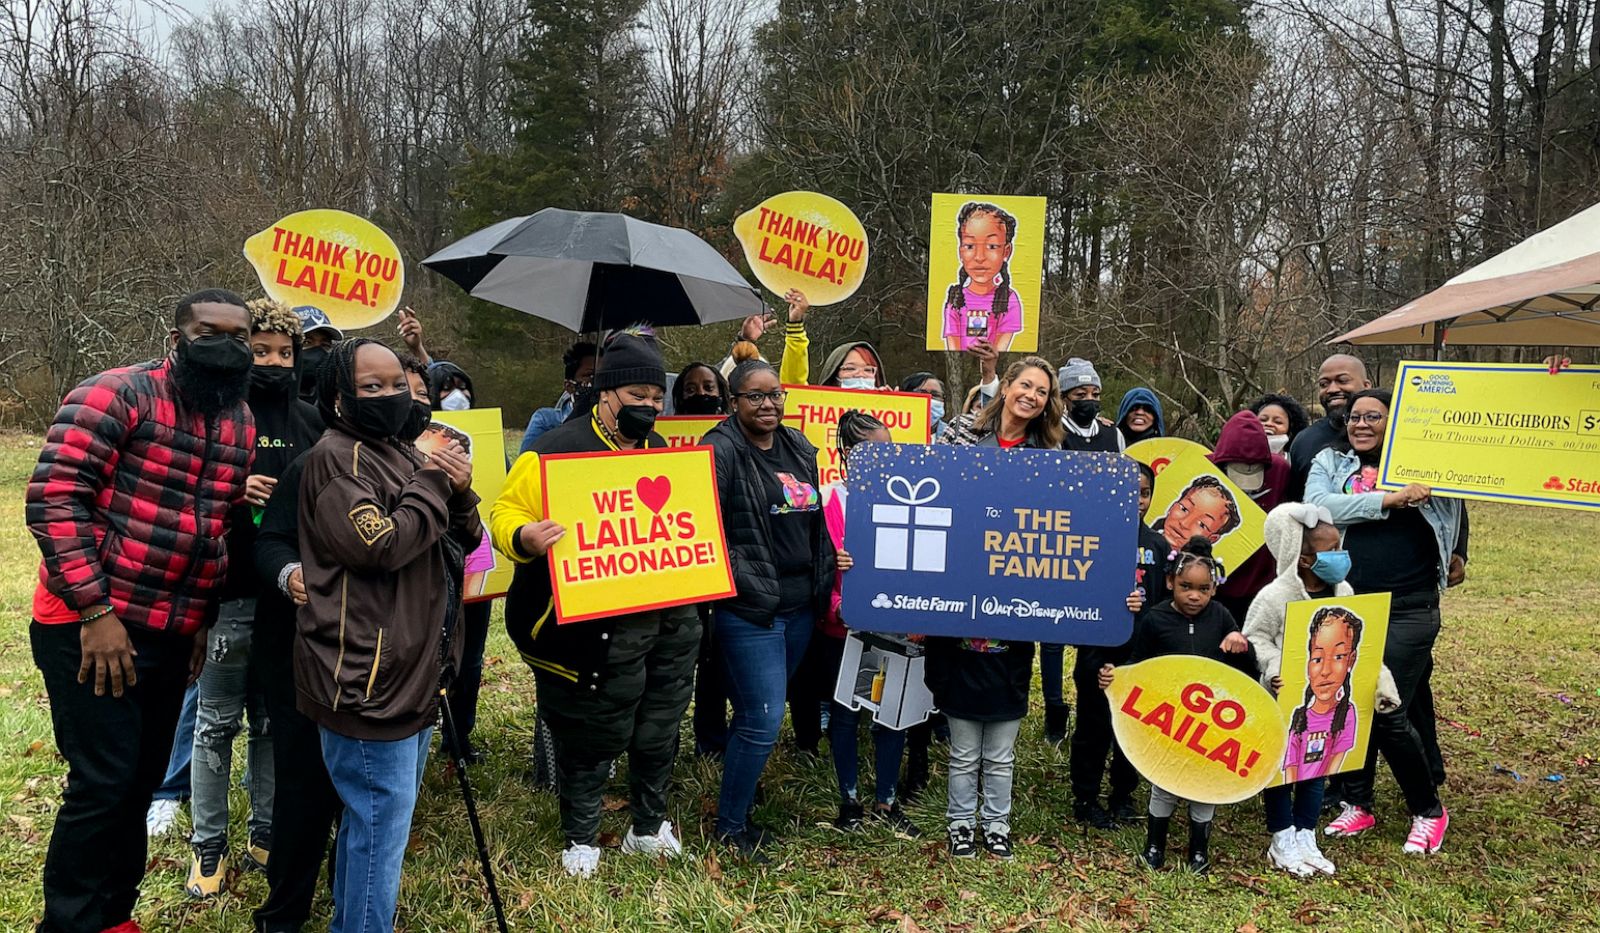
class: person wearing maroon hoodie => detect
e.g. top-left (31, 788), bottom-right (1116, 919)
top-left (1209, 411), bottom-right (1291, 621)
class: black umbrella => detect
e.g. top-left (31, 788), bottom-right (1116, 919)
top-left (422, 209), bottom-right (763, 332)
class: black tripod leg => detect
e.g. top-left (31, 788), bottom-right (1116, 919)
top-left (439, 688), bottom-right (510, 933)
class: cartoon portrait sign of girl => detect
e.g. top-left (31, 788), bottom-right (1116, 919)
top-left (924, 193), bottom-right (1047, 353)
top-left (1145, 449), bottom-right (1267, 573)
top-left (1271, 594), bottom-right (1392, 787)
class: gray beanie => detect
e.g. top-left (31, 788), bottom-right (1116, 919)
top-left (1057, 357), bottom-right (1101, 391)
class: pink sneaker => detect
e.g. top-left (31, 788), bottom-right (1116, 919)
top-left (1402, 808), bottom-right (1448, 854)
top-left (1324, 803), bottom-right (1375, 837)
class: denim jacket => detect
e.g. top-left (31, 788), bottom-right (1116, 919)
top-left (1303, 447), bottom-right (1463, 593)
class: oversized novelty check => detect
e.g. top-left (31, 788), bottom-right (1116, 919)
top-left (1382, 361), bottom-right (1600, 511)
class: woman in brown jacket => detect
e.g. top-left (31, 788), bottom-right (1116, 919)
top-left (294, 338), bottom-right (479, 933)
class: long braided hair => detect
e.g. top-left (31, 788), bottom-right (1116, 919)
top-left (945, 201), bottom-right (1018, 319)
top-left (1289, 606), bottom-right (1365, 748)
top-left (835, 409), bottom-right (887, 479)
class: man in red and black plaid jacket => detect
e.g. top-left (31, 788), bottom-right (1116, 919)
top-left (25, 289), bottom-right (256, 933)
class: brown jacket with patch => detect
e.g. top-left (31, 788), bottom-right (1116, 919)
top-left (294, 427), bottom-right (481, 741)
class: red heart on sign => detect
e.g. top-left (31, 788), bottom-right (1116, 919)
top-left (636, 475), bottom-right (672, 513)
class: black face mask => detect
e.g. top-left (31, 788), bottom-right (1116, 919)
top-left (250, 364), bottom-right (298, 397)
top-left (299, 345), bottom-right (329, 397)
top-left (399, 400), bottom-right (432, 441)
top-left (1068, 398), bottom-right (1101, 427)
top-left (174, 334), bottom-right (251, 416)
top-left (676, 393), bottom-right (724, 416)
top-left (339, 389), bottom-right (413, 439)
top-left (616, 403), bottom-right (659, 441)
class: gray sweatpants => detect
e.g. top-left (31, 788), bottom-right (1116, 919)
top-left (945, 716), bottom-right (1022, 836)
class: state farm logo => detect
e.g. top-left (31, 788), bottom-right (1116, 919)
top-left (1409, 373), bottom-right (1457, 395)
top-left (870, 593), bottom-right (968, 613)
top-left (1545, 476), bottom-right (1566, 491)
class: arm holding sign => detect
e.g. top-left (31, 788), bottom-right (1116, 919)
top-left (779, 290), bottom-right (810, 385)
top-left (489, 451), bottom-right (565, 561)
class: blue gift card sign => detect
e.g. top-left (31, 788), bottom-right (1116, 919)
top-left (840, 443), bottom-right (1139, 645)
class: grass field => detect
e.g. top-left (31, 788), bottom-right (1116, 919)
top-left (1, 431), bottom-right (1598, 931)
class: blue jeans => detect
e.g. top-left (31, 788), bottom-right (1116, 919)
top-left (714, 607), bottom-right (813, 835)
top-left (320, 726), bottom-right (433, 933)
top-left (1039, 643), bottom-right (1066, 706)
top-left (152, 682), bottom-right (200, 802)
top-left (830, 702), bottom-right (907, 806)
top-left (1263, 777), bottom-right (1325, 833)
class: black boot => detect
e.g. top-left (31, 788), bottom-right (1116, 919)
top-left (1108, 795), bottom-right (1140, 826)
top-left (1187, 820), bottom-right (1213, 874)
top-left (1044, 703), bottom-right (1070, 747)
top-left (834, 799), bottom-right (865, 831)
top-left (1140, 815), bottom-right (1169, 869)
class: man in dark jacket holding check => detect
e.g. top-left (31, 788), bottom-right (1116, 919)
top-left (490, 327), bottom-right (701, 879)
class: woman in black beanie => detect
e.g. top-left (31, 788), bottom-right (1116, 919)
top-left (490, 326), bottom-right (702, 879)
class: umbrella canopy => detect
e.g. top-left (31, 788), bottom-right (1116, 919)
top-left (423, 209), bottom-right (763, 332)
top-left (1335, 201), bottom-right (1600, 346)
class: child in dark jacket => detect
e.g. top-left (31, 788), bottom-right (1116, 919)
top-left (1098, 536), bottom-right (1258, 874)
top-left (1071, 461), bottom-right (1170, 829)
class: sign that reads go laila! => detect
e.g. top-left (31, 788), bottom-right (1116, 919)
top-left (839, 443), bottom-right (1139, 645)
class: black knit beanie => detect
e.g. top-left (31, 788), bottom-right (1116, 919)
top-left (593, 329), bottom-right (667, 390)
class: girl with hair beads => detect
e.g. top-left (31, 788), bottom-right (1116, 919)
top-left (941, 202), bottom-right (1023, 352)
top-left (1098, 537), bottom-right (1257, 874)
top-left (820, 411), bottom-right (922, 837)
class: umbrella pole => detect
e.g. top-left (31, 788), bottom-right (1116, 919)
top-left (1431, 320), bottom-right (1450, 362)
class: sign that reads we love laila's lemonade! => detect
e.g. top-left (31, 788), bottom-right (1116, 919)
top-left (540, 447), bottom-right (735, 623)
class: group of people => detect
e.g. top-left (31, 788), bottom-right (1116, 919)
top-left (23, 284), bottom-right (1465, 933)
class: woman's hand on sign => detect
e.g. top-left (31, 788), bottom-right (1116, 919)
top-left (1097, 664), bottom-right (1115, 690)
top-left (1125, 588), bottom-right (1143, 613)
top-left (1269, 674), bottom-right (1283, 695)
top-left (1382, 483), bottom-right (1431, 510)
top-left (244, 474), bottom-right (278, 508)
top-left (738, 312), bottom-right (775, 343)
top-left (518, 520), bottom-right (566, 558)
top-left (1220, 631), bottom-right (1249, 654)
top-left (964, 339), bottom-right (999, 382)
top-left (836, 548), bottom-right (853, 572)
top-left (783, 289), bottom-right (810, 323)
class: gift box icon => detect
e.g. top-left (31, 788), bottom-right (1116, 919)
top-left (873, 476), bottom-right (951, 572)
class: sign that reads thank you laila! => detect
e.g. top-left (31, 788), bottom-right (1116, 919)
top-left (839, 444), bottom-right (1139, 645)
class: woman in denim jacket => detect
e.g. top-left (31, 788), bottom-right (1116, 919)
top-left (1304, 388), bottom-right (1456, 855)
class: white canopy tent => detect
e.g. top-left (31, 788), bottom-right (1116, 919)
top-left (1336, 201), bottom-right (1600, 347)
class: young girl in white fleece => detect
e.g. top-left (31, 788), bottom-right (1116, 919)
top-left (1243, 503), bottom-right (1397, 877)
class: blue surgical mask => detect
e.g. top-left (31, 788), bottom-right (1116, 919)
top-left (930, 399), bottom-right (946, 423)
top-left (1310, 550), bottom-right (1351, 586)
top-left (839, 377), bottom-right (875, 391)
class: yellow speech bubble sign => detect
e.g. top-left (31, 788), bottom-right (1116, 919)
top-left (733, 191), bottom-right (868, 305)
top-left (243, 209), bottom-right (404, 331)
top-left (1125, 437), bottom-right (1213, 477)
top-left (1106, 655), bottom-right (1287, 805)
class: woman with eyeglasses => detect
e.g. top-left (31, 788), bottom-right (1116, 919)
top-left (1304, 388), bottom-right (1458, 855)
top-left (703, 359), bottom-right (836, 860)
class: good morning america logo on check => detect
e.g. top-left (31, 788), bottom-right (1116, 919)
top-left (841, 444), bottom-right (1138, 645)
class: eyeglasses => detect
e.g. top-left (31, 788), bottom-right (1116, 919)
top-left (837, 365), bottom-right (878, 377)
top-left (734, 390), bottom-right (787, 406)
top-left (1347, 412), bottom-right (1386, 425)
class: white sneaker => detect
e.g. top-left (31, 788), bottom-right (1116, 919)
top-left (621, 820), bottom-right (683, 858)
top-left (1296, 828), bottom-right (1336, 875)
top-left (1267, 828), bottom-right (1313, 877)
top-left (561, 844), bottom-right (601, 878)
top-left (146, 799), bottom-right (180, 837)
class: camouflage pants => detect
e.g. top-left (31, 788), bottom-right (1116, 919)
top-left (534, 605), bottom-right (701, 846)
